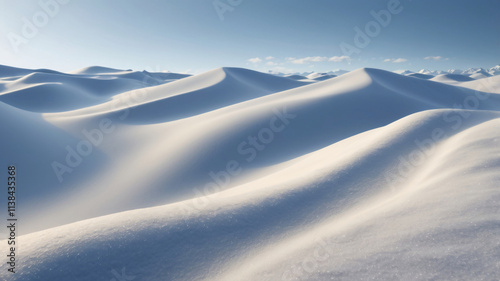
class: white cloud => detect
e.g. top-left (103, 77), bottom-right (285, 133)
top-left (384, 58), bottom-right (408, 63)
top-left (290, 56), bottom-right (328, 64)
top-left (424, 56), bottom-right (448, 61)
top-left (392, 58), bottom-right (407, 63)
top-left (329, 56), bottom-right (351, 62)
top-left (248, 57), bottom-right (262, 63)
top-left (265, 56), bottom-right (275, 60)
top-left (289, 56), bottom-right (350, 64)
top-left (266, 61), bottom-right (278, 66)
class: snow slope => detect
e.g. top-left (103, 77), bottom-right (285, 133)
top-left (1, 65), bottom-right (500, 281)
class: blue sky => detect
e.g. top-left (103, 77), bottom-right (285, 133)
top-left (0, 0), bottom-right (498, 74)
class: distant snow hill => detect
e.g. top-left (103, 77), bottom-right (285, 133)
top-left (1, 64), bottom-right (500, 281)
top-left (394, 65), bottom-right (500, 83)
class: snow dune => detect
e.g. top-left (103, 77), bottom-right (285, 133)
top-left (431, 73), bottom-right (475, 83)
top-left (0, 66), bottom-right (188, 113)
top-left (1, 64), bottom-right (499, 280)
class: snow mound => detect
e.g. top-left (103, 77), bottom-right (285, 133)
top-left (406, 73), bottom-right (434, 80)
top-left (48, 67), bottom-right (311, 123)
top-left (70, 65), bottom-right (130, 75)
top-left (0, 67), bottom-right (189, 112)
top-left (283, 74), bottom-right (308, 80)
top-left (306, 72), bottom-right (337, 81)
top-left (431, 73), bottom-right (475, 83)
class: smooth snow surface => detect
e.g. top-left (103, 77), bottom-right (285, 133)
top-left (1, 65), bottom-right (500, 281)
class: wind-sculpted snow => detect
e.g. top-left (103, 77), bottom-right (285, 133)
top-left (1, 65), bottom-right (499, 280)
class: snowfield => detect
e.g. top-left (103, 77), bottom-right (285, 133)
top-left (1, 64), bottom-right (500, 280)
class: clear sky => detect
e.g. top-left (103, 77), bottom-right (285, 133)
top-left (0, 0), bottom-right (498, 74)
